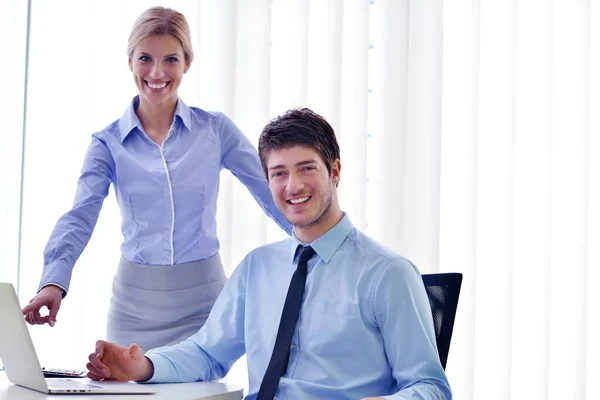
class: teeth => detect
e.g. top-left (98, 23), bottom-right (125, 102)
top-left (289, 196), bottom-right (309, 204)
top-left (148, 82), bottom-right (167, 89)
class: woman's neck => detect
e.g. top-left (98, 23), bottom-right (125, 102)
top-left (135, 97), bottom-right (177, 145)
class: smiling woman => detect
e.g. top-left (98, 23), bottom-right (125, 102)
top-left (128, 34), bottom-right (189, 145)
top-left (126, 9), bottom-right (191, 146)
top-left (20, 5), bottom-right (291, 354)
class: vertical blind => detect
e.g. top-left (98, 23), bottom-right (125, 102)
top-left (1, 1), bottom-right (597, 399)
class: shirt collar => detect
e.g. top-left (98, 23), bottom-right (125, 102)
top-left (289, 213), bottom-right (354, 264)
top-left (118, 96), bottom-right (192, 142)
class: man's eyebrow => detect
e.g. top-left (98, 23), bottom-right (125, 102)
top-left (295, 160), bottom-right (317, 167)
top-left (268, 159), bottom-right (317, 171)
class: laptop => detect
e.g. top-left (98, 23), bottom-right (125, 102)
top-left (0, 282), bottom-right (157, 395)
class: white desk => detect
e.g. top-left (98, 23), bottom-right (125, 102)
top-left (0, 372), bottom-right (243, 400)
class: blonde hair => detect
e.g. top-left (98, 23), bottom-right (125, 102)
top-left (127, 6), bottom-right (194, 63)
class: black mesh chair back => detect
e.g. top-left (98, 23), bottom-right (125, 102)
top-left (421, 272), bottom-right (462, 370)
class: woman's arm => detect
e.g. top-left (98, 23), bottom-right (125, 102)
top-left (39, 137), bottom-right (114, 294)
top-left (218, 113), bottom-right (292, 235)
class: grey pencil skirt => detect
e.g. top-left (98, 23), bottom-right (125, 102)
top-left (106, 253), bottom-right (227, 351)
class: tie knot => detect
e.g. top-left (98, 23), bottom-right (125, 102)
top-left (297, 245), bottom-right (316, 264)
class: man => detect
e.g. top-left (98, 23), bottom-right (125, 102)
top-left (86, 108), bottom-right (452, 399)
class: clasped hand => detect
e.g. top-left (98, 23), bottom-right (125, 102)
top-left (86, 340), bottom-right (153, 382)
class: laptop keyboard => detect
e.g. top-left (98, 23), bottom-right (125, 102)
top-left (42, 367), bottom-right (87, 378)
top-left (47, 378), bottom-right (103, 389)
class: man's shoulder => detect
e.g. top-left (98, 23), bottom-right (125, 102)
top-left (347, 229), bottom-right (401, 260)
top-left (234, 238), bottom-right (292, 278)
top-left (246, 238), bottom-right (290, 259)
top-left (346, 229), bottom-right (416, 272)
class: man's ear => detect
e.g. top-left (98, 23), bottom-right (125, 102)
top-left (331, 159), bottom-right (341, 187)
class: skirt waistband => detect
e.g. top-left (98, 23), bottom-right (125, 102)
top-left (116, 253), bottom-right (224, 291)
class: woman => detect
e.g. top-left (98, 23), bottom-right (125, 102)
top-left (21, 6), bottom-right (291, 351)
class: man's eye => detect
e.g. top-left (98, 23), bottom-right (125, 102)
top-left (271, 172), bottom-right (284, 178)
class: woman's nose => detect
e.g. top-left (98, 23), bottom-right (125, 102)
top-left (150, 63), bottom-right (164, 79)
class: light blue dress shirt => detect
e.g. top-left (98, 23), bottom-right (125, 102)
top-left (40, 96), bottom-right (292, 293)
top-left (146, 214), bottom-right (451, 400)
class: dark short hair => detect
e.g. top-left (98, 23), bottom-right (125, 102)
top-left (258, 108), bottom-right (340, 179)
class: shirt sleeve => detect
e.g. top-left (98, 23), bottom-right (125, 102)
top-left (217, 113), bottom-right (293, 235)
top-left (375, 259), bottom-right (452, 400)
top-left (38, 137), bottom-right (113, 295)
top-left (145, 254), bottom-right (249, 383)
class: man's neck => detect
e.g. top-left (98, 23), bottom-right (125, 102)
top-left (293, 207), bottom-right (344, 243)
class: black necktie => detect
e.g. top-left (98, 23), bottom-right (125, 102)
top-left (256, 245), bottom-right (316, 400)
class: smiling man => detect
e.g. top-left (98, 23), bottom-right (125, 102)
top-left (86, 108), bottom-right (452, 400)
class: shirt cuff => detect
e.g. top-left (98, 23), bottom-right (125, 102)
top-left (39, 260), bottom-right (72, 296)
top-left (143, 352), bottom-right (171, 383)
top-left (39, 283), bottom-right (67, 298)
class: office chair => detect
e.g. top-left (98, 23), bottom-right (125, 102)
top-left (421, 272), bottom-right (463, 370)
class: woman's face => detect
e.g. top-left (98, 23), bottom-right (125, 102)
top-left (128, 34), bottom-right (190, 107)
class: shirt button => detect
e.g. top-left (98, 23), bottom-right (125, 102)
top-left (290, 344), bottom-right (296, 349)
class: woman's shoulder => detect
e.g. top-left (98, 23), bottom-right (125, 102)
top-left (91, 98), bottom-right (137, 142)
top-left (91, 118), bottom-right (122, 142)
top-left (187, 105), bottom-right (226, 123)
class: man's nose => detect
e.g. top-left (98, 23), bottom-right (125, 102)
top-left (286, 173), bottom-right (304, 193)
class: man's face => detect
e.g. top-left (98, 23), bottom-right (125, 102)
top-left (266, 145), bottom-right (340, 233)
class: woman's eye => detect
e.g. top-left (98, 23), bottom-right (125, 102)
top-left (139, 56), bottom-right (151, 62)
top-left (166, 57), bottom-right (179, 63)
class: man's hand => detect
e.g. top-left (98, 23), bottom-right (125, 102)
top-left (22, 285), bottom-right (63, 327)
top-left (86, 340), bottom-right (153, 382)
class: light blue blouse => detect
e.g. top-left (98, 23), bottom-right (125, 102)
top-left (40, 96), bottom-right (291, 294)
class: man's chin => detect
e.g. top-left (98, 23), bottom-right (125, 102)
top-left (286, 215), bottom-right (319, 230)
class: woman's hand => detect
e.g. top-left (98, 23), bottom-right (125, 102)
top-left (22, 285), bottom-right (63, 327)
top-left (86, 340), bottom-right (154, 382)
